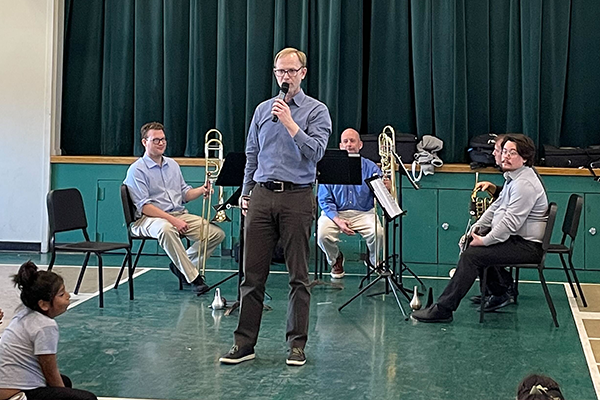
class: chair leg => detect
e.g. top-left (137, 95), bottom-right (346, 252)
top-left (538, 269), bottom-right (559, 327)
top-left (514, 268), bottom-right (520, 304)
top-left (114, 255), bottom-right (128, 290)
top-left (558, 253), bottom-right (577, 298)
top-left (74, 253), bottom-right (91, 295)
top-left (480, 267), bottom-right (488, 323)
top-left (47, 251), bottom-right (57, 271)
top-left (132, 239), bottom-right (146, 274)
top-left (568, 253), bottom-right (587, 307)
top-left (97, 253), bottom-right (104, 308)
top-left (127, 249), bottom-right (134, 301)
top-left (114, 240), bottom-right (145, 289)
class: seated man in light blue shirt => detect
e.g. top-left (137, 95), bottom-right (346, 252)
top-left (317, 128), bottom-right (385, 278)
top-left (412, 134), bottom-right (548, 323)
top-left (124, 122), bottom-right (225, 295)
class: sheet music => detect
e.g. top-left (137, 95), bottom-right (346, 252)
top-left (369, 177), bottom-right (404, 219)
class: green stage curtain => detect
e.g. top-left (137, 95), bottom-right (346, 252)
top-left (61, 0), bottom-right (600, 162)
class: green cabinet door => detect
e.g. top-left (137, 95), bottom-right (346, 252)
top-left (585, 194), bottom-right (600, 270)
top-left (438, 189), bottom-right (473, 264)
top-left (402, 188), bottom-right (438, 263)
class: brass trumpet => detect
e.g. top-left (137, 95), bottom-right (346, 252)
top-left (469, 172), bottom-right (494, 220)
top-left (200, 129), bottom-right (226, 275)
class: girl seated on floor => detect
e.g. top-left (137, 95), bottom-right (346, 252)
top-left (0, 261), bottom-right (97, 400)
top-left (517, 374), bottom-right (564, 400)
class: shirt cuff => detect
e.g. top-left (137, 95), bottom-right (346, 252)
top-left (481, 235), bottom-right (495, 246)
top-left (293, 128), bottom-right (309, 146)
top-left (242, 183), bottom-right (255, 197)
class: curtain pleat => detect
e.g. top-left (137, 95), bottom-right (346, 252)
top-left (61, 0), bottom-right (600, 162)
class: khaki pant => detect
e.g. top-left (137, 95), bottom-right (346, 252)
top-left (317, 209), bottom-right (383, 266)
top-left (132, 211), bottom-right (225, 283)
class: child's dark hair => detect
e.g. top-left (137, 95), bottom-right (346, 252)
top-left (13, 261), bottom-right (64, 313)
top-left (517, 374), bottom-right (564, 400)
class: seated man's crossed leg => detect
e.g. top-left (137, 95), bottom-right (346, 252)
top-left (132, 211), bottom-right (225, 294)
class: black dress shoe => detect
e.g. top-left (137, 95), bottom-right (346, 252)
top-left (169, 263), bottom-right (191, 286)
top-left (470, 295), bottom-right (491, 305)
top-left (479, 293), bottom-right (514, 312)
top-left (191, 274), bottom-right (210, 295)
top-left (411, 304), bottom-right (453, 323)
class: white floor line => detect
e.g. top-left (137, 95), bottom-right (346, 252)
top-left (66, 268), bottom-right (151, 310)
top-left (568, 283), bottom-right (600, 400)
top-left (98, 397), bottom-right (161, 400)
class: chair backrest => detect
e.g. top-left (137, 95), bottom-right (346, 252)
top-left (47, 188), bottom-right (88, 235)
top-left (562, 194), bottom-right (583, 239)
top-left (541, 202), bottom-right (559, 252)
top-left (120, 184), bottom-right (137, 227)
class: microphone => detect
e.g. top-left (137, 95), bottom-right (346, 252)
top-left (272, 82), bottom-right (290, 122)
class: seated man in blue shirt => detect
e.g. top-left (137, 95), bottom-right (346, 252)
top-left (317, 128), bottom-right (387, 279)
top-left (124, 122), bottom-right (225, 295)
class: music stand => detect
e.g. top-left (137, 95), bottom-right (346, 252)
top-left (338, 176), bottom-right (412, 317)
top-left (390, 152), bottom-right (427, 290)
top-left (314, 150), bottom-right (362, 279)
top-left (208, 152), bottom-right (245, 303)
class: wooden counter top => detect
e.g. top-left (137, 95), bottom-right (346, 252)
top-left (51, 156), bottom-right (600, 177)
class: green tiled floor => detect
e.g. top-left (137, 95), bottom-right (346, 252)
top-left (0, 251), bottom-right (596, 399)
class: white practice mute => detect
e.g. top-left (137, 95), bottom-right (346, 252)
top-left (272, 82), bottom-right (290, 123)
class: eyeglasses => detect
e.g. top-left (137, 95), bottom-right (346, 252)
top-left (146, 137), bottom-right (166, 145)
top-left (501, 149), bottom-right (519, 157)
top-left (273, 67), bottom-right (304, 77)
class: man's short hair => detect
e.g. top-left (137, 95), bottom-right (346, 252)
top-left (503, 134), bottom-right (536, 167)
top-left (494, 134), bottom-right (505, 146)
top-left (274, 48), bottom-right (307, 67)
top-left (140, 122), bottom-right (164, 140)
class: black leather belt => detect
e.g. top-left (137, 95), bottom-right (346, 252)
top-left (258, 181), bottom-right (312, 192)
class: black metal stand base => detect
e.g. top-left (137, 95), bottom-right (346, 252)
top-left (203, 271), bottom-right (238, 296)
top-left (339, 267), bottom-right (409, 320)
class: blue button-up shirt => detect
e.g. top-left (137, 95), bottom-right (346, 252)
top-left (124, 154), bottom-right (191, 217)
top-left (318, 157), bottom-right (382, 220)
top-left (242, 89), bottom-right (332, 196)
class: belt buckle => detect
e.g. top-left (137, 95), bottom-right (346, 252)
top-left (272, 181), bottom-right (284, 192)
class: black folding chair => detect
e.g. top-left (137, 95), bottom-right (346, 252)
top-left (114, 184), bottom-right (188, 290)
top-left (548, 194), bottom-right (587, 307)
top-left (480, 202), bottom-right (559, 327)
top-left (47, 188), bottom-right (133, 308)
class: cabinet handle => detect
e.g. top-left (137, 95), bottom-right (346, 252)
top-left (441, 223), bottom-right (449, 231)
top-left (590, 227), bottom-right (597, 236)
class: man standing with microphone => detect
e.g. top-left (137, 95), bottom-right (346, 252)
top-left (220, 48), bottom-right (331, 366)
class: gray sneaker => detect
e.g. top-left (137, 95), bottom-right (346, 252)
top-left (219, 345), bottom-right (255, 364)
top-left (286, 347), bottom-right (306, 366)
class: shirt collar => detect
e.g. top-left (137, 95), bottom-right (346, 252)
top-left (288, 89), bottom-right (306, 107)
top-left (142, 153), bottom-right (164, 169)
top-left (504, 165), bottom-right (528, 182)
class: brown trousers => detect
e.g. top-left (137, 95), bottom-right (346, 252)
top-left (234, 185), bottom-right (315, 349)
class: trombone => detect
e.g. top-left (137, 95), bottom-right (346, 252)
top-left (373, 125), bottom-right (399, 269)
top-left (200, 129), bottom-right (228, 275)
top-left (378, 125), bottom-right (397, 200)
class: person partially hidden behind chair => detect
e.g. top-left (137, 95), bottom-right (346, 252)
top-left (412, 134), bottom-right (548, 323)
top-left (124, 122), bottom-right (226, 295)
top-left (317, 128), bottom-right (388, 278)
